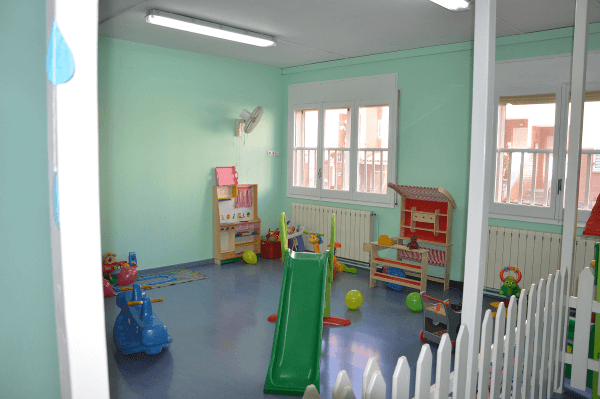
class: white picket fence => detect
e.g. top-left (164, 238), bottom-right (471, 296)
top-left (305, 267), bottom-right (600, 399)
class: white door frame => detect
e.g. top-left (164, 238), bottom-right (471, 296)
top-left (47, 0), bottom-right (110, 397)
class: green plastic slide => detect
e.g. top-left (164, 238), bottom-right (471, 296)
top-left (264, 249), bottom-right (329, 395)
top-left (264, 212), bottom-right (335, 396)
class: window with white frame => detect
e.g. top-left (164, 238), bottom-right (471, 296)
top-left (490, 85), bottom-right (600, 222)
top-left (566, 90), bottom-right (600, 211)
top-left (491, 90), bottom-right (560, 221)
top-left (287, 74), bottom-right (398, 207)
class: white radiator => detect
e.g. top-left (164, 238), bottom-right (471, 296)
top-left (291, 203), bottom-right (374, 263)
top-left (485, 226), bottom-right (599, 295)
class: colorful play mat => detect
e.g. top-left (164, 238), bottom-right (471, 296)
top-left (108, 268), bottom-right (209, 296)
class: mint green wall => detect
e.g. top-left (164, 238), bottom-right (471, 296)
top-left (98, 37), bottom-right (284, 269)
top-left (280, 24), bottom-right (600, 282)
top-left (0, 0), bottom-right (61, 397)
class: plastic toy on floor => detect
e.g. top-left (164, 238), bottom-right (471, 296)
top-left (345, 290), bottom-right (363, 310)
top-left (382, 266), bottom-right (407, 291)
top-left (266, 228), bottom-right (280, 242)
top-left (499, 266), bottom-right (522, 298)
top-left (489, 266), bottom-right (522, 318)
top-left (117, 266), bottom-right (138, 285)
top-left (243, 250), bottom-right (257, 264)
top-left (103, 252), bottom-right (139, 285)
top-left (287, 219), bottom-right (305, 252)
top-left (327, 242), bottom-right (356, 277)
top-left (128, 252), bottom-right (137, 266)
top-left (419, 292), bottom-right (462, 345)
top-left (304, 230), bottom-right (324, 253)
top-left (406, 292), bottom-right (422, 312)
top-left (102, 252), bottom-right (118, 283)
top-left (113, 284), bottom-right (172, 355)
top-left (261, 228), bottom-right (282, 259)
top-left (103, 279), bottom-right (114, 298)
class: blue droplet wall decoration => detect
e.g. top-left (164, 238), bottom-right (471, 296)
top-left (46, 19), bottom-right (75, 85)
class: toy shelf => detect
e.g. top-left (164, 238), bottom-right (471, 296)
top-left (388, 183), bottom-right (457, 291)
top-left (363, 240), bottom-right (430, 292)
top-left (213, 184), bottom-right (261, 264)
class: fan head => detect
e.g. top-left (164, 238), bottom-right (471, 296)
top-left (239, 106), bottom-right (264, 133)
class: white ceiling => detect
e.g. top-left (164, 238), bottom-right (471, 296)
top-left (99, 0), bottom-right (600, 69)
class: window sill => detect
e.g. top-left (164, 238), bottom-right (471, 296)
top-left (287, 193), bottom-right (395, 209)
top-left (488, 212), bottom-right (587, 228)
top-left (488, 212), bottom-right (563, 225)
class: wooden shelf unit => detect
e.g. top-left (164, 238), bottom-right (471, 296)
top-left (363, 240), bottom-right (430, 292)
top-left (212, 184), bottom-right (261, 265)
top-left (389, 183), bottom-right (456, 291)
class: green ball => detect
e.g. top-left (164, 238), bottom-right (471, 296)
top-left (406, 292), bottom-right (423, 312)
top-left (345, 290), bottom-right (363, 310)
top-left (242, 250), bottom-right (257, 264)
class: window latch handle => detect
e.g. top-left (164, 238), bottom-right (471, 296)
top-left (557, 178), bottom-right (563, 194)
top-left (318, 168), bottom-right (322, 179)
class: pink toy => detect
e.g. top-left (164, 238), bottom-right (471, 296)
top-left (215, 166), bottom-right (238, 186)
top-left (118, 267), bottom-right (138, 286)
top-left (103, 279), bottom-right (114, 297)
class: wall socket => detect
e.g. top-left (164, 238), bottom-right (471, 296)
top-left (267, 151), bottom-right (274, 156)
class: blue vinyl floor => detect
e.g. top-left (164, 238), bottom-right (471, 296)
top-left (104, 258), bottom-right (587, 399)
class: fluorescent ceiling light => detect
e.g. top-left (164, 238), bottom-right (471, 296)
top-left (146, 10), bottom-right (276, 47)
top-left (429, 0), bottom-right (471, 11)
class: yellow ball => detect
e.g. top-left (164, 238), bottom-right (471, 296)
top-left (345, 290), bottom-right (363, 310)
top-left (242, 250), bottom-right (257, 264)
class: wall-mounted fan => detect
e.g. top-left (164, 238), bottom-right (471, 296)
top-left (236, 106), bottom-right (264, 136)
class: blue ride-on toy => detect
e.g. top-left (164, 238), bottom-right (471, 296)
top-left (113, 284), bottom-right (172, 355)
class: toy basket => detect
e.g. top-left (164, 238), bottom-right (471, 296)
top-left (261, 240), bottom-right (282, 259)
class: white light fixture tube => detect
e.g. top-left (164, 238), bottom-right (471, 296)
top-left (146, 10), bottom-right (276, 47)
top-left (429, 0), bottom-right (471, 11)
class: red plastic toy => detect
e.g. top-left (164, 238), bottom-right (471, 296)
top-left (583, 194), bottom-right (600, 237)
top-left (261, 239), bottom-right (282, 259)
top-left (266, 228), bottom-right (280, 242)
top-left (118, 267), bottom-right (138, 286)
top-left (103, 279), bottom-right (114, 297)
